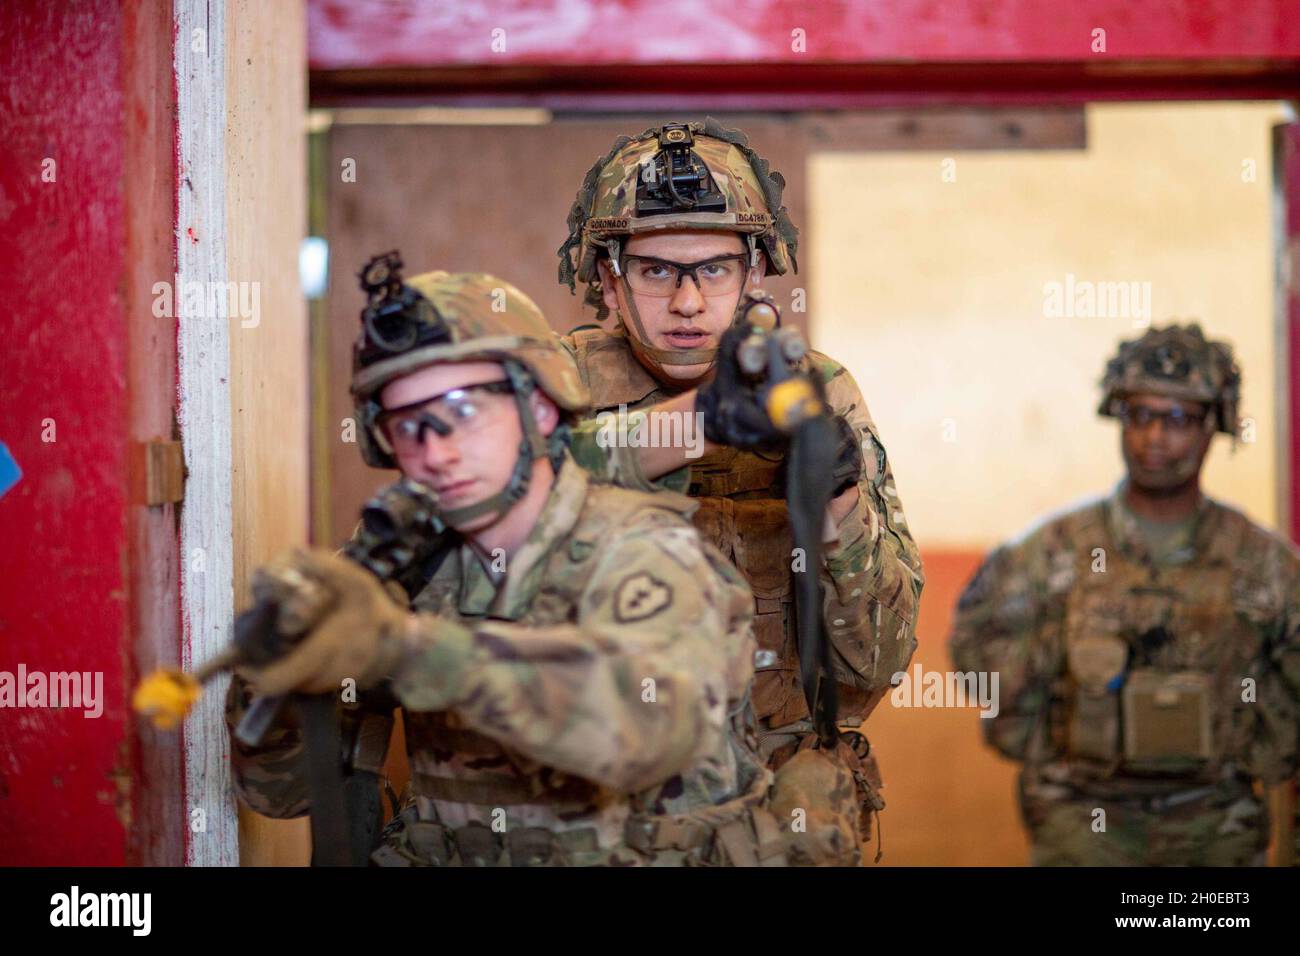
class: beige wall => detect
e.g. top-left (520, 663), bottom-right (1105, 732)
top-left (811, 102), bottom-right (1288, 550)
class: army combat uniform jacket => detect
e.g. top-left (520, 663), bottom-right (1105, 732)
top-left (227, 455), bottom-right (783, 866)
top-left (565, 327), bottom-right (923, 829)
top-left (949, 484), bottom-right (1300, 865)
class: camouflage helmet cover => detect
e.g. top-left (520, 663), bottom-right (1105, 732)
top-left (351, 261), bottom-right (590, 468)
top-left (557, 118), bottom-right (800, 316)
top-left (1098, 323), bottom-right (1241, 435)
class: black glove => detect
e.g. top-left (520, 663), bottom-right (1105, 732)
top-left (829, 414), bottom-right (864, 498)
top-left (696, 322), bottom-right (787, 451)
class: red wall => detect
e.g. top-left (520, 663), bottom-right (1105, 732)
top-left (0, 0), bottom-right (180, 866)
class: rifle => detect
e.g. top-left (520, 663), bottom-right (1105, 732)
top-left (701, 291), bottom-right (842, 748)
top-left (136, 477), bottom-right (451, 865)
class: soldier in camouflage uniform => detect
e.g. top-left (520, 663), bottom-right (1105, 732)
top-left (556, 120), bottom-right (923, 862)
top-left (225, 268), bottom-right (786, 866)
top-left (949, 324), bottom-right (1300, 866)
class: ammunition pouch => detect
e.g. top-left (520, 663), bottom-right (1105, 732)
top-left (624, 761), bottom-right (786, 866)
top-left (373, 763), bottom-right (787, 867)
top-left (1064, 652), bottom-right (1217, 775)
top-left (767, 731), bottom-right (883, 865)
top-left (372, 810), bottom-right (602, 867)
top-left (1064, 633), bottom-right (1127, 765)
top-left (1122, 669), bottom-right (1213, 770)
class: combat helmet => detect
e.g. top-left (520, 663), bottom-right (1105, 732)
top-left (557, 118), bottom-right (799, 373)
top-left (352, 251), bottom-right (590, 524)
top-left (1098, 323), bottom-right (1241, 436)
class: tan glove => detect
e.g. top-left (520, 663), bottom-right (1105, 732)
top-left (243, 548), bottom-right (411, 696)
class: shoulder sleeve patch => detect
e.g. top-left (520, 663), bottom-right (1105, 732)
top-left (614, 571), bottom-right (674, 623)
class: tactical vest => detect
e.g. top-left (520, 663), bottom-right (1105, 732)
top-left (1040, 499), bottom-right (1297, 797)
top-left (567, 328), bottom-right (885, 862)
top-left (568, 327), bottom-right (871, 731)
top-left (374, 476), bottom-right (784, 867)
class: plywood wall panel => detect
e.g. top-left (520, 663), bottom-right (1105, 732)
top-left (225, 0), bottom-right (312, 866)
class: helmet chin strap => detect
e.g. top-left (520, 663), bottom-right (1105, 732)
top-left (435, 362), bottom-right (549, 528)
top-left (607, 234), bottom-right (763, 384)
top-left (619, 289), bottom-right (720, 368)
top-left (621, 302), bottom-right (718, 391)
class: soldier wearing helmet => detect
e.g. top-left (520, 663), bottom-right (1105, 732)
top-left (559, 120), bottom-right (799, 385)
top-left (226, 258), bottom-right (784, 866)
top-left (559, 120), bottom-right (923, 862)
top-left (950, 323), bottom-right (1300, 866)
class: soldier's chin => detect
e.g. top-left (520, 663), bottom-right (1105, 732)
top-left (651, 340), bottom-right (717, 383)
top-left (658, 360), bottom-right (714, 382)
top-left (1127, 460), bottom-right (1197, 494)
top-left (443, 498), bottom-right (504, 534)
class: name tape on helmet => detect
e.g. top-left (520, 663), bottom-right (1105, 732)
top-left (586, 217), bottom-right (630, 233)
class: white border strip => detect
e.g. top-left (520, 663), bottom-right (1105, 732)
top-left (176, 0), bottom-right (239, 867)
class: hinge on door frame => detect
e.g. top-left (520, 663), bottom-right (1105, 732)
top-left (138, 439), bottom-right (186, 505)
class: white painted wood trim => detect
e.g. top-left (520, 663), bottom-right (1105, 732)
top-left (176, 0), bottom-right (239, 867)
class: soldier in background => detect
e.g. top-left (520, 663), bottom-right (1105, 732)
top-left (950, 324), bottom-right (1300, 866)
top-left (226, 267), bottom-right (784, 866)
top-left (557, 120), bottom-right (923, 862)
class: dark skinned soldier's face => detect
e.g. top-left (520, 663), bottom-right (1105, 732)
top-left (1118, 392), bottom-right (1215, 494)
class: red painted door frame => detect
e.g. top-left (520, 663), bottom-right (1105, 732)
top-left (308, 0), bottom-right (1300, 66)
top-left (307, 0), bottom-right (1300, 107)
top-left (0, 0), bottom-right (183, 865)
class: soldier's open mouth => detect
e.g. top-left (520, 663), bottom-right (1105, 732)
top-left (666, 329), bottom-right (709, 348)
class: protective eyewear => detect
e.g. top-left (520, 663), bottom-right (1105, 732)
top-left (1118, 403), bottom-right (1207, 433)
top-left (375, 380), bottom-right (515, 455)
top-left (618, 253), bottom-right (751, 297)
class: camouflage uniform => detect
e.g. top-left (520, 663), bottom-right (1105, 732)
top-left (226, 267), bottom-right (784, 866)
top-left (949, 325), bottom-right (1300, 866)
top-left (569, 337), bottom-right (921, 743)
top-left (558, 122), bottom-right (923, 856)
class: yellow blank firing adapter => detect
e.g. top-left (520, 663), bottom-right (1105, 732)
top-left (766, 377), bottom-right (823, 431)
top-left (133, 670), bottom-right (202, 730)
